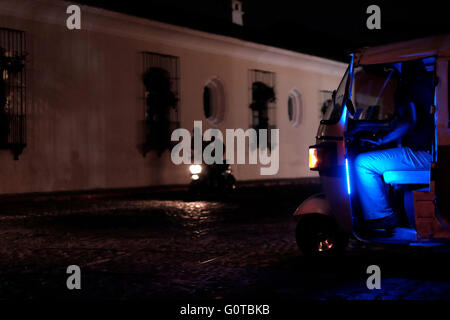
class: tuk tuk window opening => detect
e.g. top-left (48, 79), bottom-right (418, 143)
top-left (350, 64), bottom-right (399, 121)
top-left (351, 57), bottom-right (437, 122)
top-left (321, 66), bottom-right (349, 124)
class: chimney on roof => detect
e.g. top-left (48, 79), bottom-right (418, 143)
top-left (231, 0), bottom-right (244, 26)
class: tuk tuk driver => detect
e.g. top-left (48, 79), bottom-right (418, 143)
top-left (355, 60), bottom-right (434, 231)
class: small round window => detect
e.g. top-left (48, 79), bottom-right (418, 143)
top-left (288, 89), bottom-right (302, 127)
top-left (203, 78), bottom-right (225, 125)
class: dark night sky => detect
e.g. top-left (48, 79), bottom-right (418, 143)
top-left (71, 0), bottom-right (450, 62)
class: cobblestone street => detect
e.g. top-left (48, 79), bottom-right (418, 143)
top-left (1, 184), bottom-right (450, 300)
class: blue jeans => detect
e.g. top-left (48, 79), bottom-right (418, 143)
top-left (354, 147), bottom-right (431, 220)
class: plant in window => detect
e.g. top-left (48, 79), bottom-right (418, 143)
top-left (143, 67), bottom-right (178, 156)
top-left (249, 81), bottom-right (275, 130)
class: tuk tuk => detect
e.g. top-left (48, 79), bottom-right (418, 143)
top-left (294, 34), bottom-right (450, 256)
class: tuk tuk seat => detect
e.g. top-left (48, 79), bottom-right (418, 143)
top-left (383, 170), bottom-right (430, 185)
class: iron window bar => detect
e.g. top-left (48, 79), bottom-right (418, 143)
top-left (248, 69), bottom-right (276, 130)
top-left (0, 28), bottom-right (27, 160)
top-left (141, 51), bottom-right (180, 156)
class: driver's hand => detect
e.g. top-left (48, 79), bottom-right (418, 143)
top-left (360, 138), bottom-right (383, 146)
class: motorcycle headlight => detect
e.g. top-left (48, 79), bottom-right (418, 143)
top-left (189, 164), bottom-right (202, 175)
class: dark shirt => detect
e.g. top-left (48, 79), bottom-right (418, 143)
top-left (394, 76), bottom-right (434, 151)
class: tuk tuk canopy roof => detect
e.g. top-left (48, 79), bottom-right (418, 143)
top-left (356, 34), bottom-right (450, 65)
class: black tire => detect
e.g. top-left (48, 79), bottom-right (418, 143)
top-left (225, 174), bottom-right (236, 192)
top-left (295, 214), bottom-right (348, 257)
top-left (187, 181), bottom-right (201, 200)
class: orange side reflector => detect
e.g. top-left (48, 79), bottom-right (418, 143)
top-left (309, 148), bottom-right (319, 170)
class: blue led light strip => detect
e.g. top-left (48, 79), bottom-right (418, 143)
top-left (433, 87), bottom-right (437, 162)
top-left (345, 158), bottom-right (351, 195)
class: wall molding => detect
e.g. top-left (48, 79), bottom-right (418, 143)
top-left (0, 0), bottom-right (347, 76)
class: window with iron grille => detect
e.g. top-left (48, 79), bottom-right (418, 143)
top-left (0, 28), bottom-right (27, 160)
top-left (142, 52), bottom-right (180, 156)
top-left (249, 69), bottom-right (276, 129)
top-left (249, 69), bottom-right (276, 147)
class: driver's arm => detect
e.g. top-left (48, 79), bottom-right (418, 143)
top-left (379, 100), bottom-right (417, 144)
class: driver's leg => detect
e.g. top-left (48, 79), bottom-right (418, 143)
top-left (354, 147), bottom-right (431, 223)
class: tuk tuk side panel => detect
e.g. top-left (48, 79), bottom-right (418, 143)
top-left (316, 130), bottom-right (353, 233)
top-left (320, 174), bottom-right (352, 233)
top-left (415, 186), bottom-right (450, 239)
top-left (436, 59), bottom-right (449, 141)
top-left (432, 57), bottom-right (450, 238)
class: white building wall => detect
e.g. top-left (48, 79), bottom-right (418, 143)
top-left (0, 0), bottom-right (346, 194)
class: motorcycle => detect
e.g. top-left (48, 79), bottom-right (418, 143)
top-left (188, 163), bottom-right (236, 197)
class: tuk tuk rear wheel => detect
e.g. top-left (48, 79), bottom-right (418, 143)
top-left (295, 214), bottom-right (347, 257)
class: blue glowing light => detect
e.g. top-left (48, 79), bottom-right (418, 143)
top-left (339, 53), bottom-right (354, 125)
top-left (434, 87), bottom-right (438, 162)
top-left (348, 54), bottom-right (354, 98)
top-left (339, 104), bottom-right (347, 125)
top-left (345, 158), bottom-right (351, 195)
top-left (403, 52), bottom-right (435, 58)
